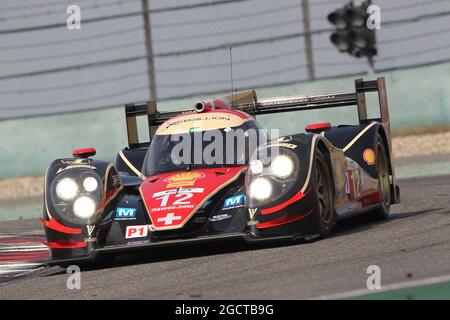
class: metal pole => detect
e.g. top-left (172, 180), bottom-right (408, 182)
top-left (141, 0), bottom-right (157, 101)
top-left (301, 0), bottom-right (315, 81)
top-left (367, 0), bottom-right (376, 74)
top-left (368, 56), bottom-right (375, 74)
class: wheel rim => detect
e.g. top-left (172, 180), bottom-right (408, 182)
top-left (376, 143), bottom-right (391, 207)
top-left (316, 158), bottom-right (332, 223)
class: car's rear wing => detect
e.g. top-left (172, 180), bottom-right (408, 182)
top-left (124, 77), bottom-right (390, 149)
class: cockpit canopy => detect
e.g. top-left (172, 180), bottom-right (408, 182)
top-left (142, 111), bottom-right (268, 176)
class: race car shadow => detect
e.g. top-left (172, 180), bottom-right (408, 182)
top-left (84, 241), bottom-right (257, 271)
top-left (79, 239), bottom-right (306, 271)
top-left (389, 208), bottom-right (442, 220)
top-left (329, 207), bottom-right (442, 238)
top-left (77, 207), bottom-right (443, 272)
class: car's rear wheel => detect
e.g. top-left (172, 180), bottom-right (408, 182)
top-left (314, 150), bottom-right (335, 235)
top-left (370, 135), bottom-right (391, 221)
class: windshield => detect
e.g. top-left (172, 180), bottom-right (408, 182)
top-left (142, 120), bottom-right (267, 176)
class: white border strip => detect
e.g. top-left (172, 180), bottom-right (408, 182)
top-left (0, 247), bottom-right (48, 252)
top-left (310, 274), bottom-right (450, 300)
top-left (0, 263), bottom-right (43, 268)
top-left (300, 135), bottom-right (319, 193)
top-left (342, 122), bottom-right (377, 152)
top-left (119, 150), bottom-right (145, 179)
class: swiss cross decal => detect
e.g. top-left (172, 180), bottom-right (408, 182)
top-left (157, 212), bottom-right (182, 225)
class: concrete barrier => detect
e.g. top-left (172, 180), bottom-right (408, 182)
top-left (1, 61), bottom-right (449, 179)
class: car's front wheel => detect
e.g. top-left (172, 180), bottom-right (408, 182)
top-left (314, 150), bottom-right (335, 235)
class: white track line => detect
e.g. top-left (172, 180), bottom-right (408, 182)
top-left (310, 274), bottom-right (450, 300)
top-left (0, 262), bottom-right (46, 278)
top-left (0, 263), bottom-right (43, 268)
top-left (0, 269), bottom-right (39, 275)
top-left (0, 247), bottom-right (48, 252)
top-left (0, 245), bottom-right (46, 249)
top-left (0, 232), bottom-right (44, 237)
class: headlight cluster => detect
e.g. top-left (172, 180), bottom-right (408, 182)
top-left (247, 149), bottom-right (299, 205)
top-left (249, 155), bottom-right (295, 179)
top-left (51, 171), bottom-right (102, 222)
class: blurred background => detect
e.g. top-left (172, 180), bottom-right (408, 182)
top-left (0, 0), bottom-right (450, 219)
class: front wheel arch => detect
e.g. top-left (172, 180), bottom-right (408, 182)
top-left (315, 139), bottom-right (336, 198)
top-left (313, 149), bottom-right (336, 236)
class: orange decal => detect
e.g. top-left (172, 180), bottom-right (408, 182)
top-left (363, 148), bottom-right (376, 165)
top-left (164, 172), bottom-right (205, 188)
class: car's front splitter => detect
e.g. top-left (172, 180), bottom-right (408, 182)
top-left (46, 232), bottom-right (317, 266)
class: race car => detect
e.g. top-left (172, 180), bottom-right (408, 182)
top-left (41, 77), bottom-right (400, 264)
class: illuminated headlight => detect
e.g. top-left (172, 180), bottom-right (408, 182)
top-left (271, 155), bottom-right (294, 178)
top-left (248, 177), bottom-right (273, 201)
top-left (83, 176), bottom-right (98, 192)
top-left (73, 196), bottom-right (97, 219)
top-left (249, 159), bottom-right (263, 175)
top-left (55, 178), bottom-right (78, 200)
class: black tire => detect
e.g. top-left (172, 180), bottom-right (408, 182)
top-left (370, 134), bottom-right (392, 221)
top-left (314, 150), bottom-right (335, 235)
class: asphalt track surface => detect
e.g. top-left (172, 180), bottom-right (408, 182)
top-left (1, 174), bottom-right (450, 299)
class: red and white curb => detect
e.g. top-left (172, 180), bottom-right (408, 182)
top-left (0, 234), bottom-right (49, 282)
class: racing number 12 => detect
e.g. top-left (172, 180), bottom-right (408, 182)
top-left (153, 188), bottom-right (203, 207)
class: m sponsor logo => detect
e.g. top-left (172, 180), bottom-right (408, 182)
top-left (116, 207), bottom-right (137, 220)
top-left (223, 194), bottom-right (245, 209)
top-left (125, 225), bottom-right (148, 239)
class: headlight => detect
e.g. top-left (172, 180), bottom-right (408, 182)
top-left (249, 159), bottom-right (263, 175)
top-left (248, 177), bottom-right (272, 201)
top-left (83, 176), bottom-right (98, 192)
top-left (73, 196), bottom-right (97, 219)
top-left (270, 155), bottom-right (294, 178)
top-left (55, 178), bottom-right (78, 200)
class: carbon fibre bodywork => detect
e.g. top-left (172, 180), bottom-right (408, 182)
top-left (41, 77), bottom-right (399, 263)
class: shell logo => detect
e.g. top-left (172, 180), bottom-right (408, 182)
top-left (363, 148), bottom-right (376, 165)
top-left (164, 172), bottom-right (205, 188)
